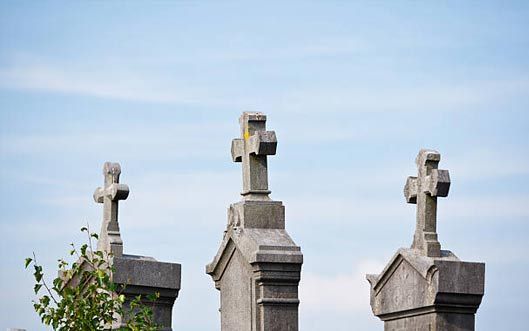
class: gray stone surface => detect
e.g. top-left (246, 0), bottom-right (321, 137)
top-left (113, 255), bottom-right (181, 330)
top-left (231, 112), bottom-right (277, 200)
top-left (92, 162), bottom-right (181, 330)
top-left (207, 112), bottom-right (303, 331)
top-left (367, 149), bottom-right (485, 331)
top-left (93, 162), bottom-right (129, 257)
top-left (404, 149), bottom-right (450, 257)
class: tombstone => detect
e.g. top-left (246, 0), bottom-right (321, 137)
top-left (206, 112), bottom-right (303, 331)
top-left (65, 162), bottom-right (181, 330)
top-left (366, 149), bottom-right (485, 331)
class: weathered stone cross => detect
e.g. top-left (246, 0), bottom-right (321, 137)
top-left (93, 162), bottom-right (129, 257)
top-left (231, 112), bottom-right (277, 200)
top-left (404, 149), bottom-right (450, 257)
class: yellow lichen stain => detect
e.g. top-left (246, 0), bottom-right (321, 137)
top-left (244, 128), bottom-right (250, 140)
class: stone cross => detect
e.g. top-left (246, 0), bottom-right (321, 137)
top-left (231, 112), bottom-right (277, 200)
top-left (404, 149), bottom-right (450, 257)
top-left (93, 162), bottom-right (129, 257)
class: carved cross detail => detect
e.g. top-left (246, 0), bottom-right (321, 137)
top-left (404, 149), bottom-right (450, 257)
top-left (231, 112), bottom-right (277, 200)
top-left (93, 162), bottom-right (129, 256)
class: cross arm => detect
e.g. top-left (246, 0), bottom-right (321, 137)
top-left (424, 169), bottom-right (450, 197)
top-left (248, 131), bottom-right (277, 156)
top-left (231, 138), bottom-right (244, 162)
top-left (93, 184), bottom-right (130, 203)
top-left (404, 176), bottom-right (418, 204)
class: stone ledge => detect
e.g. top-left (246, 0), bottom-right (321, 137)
top-left (113, 256), bottom-right (181, 290)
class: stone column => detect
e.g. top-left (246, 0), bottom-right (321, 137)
top-left (207, 112), bottom-right (303, 331)
top-left (367, 149), bottom-right (485, 331)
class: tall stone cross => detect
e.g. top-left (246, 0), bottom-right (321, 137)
top-left (404, 149), bottom-right (450, 257)
top-left (231, 112), bottom-right (277, 200)
top-left (93, 162), bottom-right (129, 257)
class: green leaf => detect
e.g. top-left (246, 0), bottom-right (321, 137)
top-left (146, 292), bottom-right (159, 302)
top-left (34, 283), bottom-right (42, 294)
top-left (34, 265), bottom-right (43, 282)
top-left (53, 277), bottom-right (63, 289)
top-left (80, 226), bottom-right (88, 232)
top-left (24, 257), bottom-right (33, 268)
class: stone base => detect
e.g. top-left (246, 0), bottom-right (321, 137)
top-left (113, 255), bottom-right (181, 330)
top-left (208, 199), bottom-right (303, 331)
top-left (367, 248), bottom-right (484, 331)
top-left (384, 312), bottom-right (475, 331)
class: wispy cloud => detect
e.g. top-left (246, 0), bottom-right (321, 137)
top-left (191, 37), bottom-right (368, 62)
top-left (1, 56), bottom-right (528, 112)
top-left (286, 193), bottom-right (529, 228)
top-left (443, 195), bottom-right (529, 219)
top-left (0, 63), bottom-right (248, 107)
top-left (300, 259), bottom-right (385, 313)
top-left (26, 171), bottom-right (238, 228)
top-left (0, 124), bottom-right (232, 160)
top-left (449, 149), bottom-right (529, 180)
top-left (270, 79), bottom-right (529, 114)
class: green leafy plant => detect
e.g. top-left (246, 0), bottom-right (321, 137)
top-left (25, 226), bottom-right (159, 330)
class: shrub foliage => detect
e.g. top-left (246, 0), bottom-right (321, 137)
top-left (25, 226), bottom-right (159, 330)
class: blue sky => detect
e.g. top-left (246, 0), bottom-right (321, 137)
top-left (1, 1), bottom-right (528, 330)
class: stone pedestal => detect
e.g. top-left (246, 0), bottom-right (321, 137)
top-left (113, 255), bottom-right (181, 330)
top-left (207, 112), bottom-right (303, 331)
top-left (367, 249), bottom-right (484, 331)
top-left (207, 201), bottom-right (303, 331)
top-left (62, 253), bottom-right (181, 330)
top-left (366, 149), bottom-right (485, 331)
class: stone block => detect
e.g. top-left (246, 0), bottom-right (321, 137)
top-left (113, 255), bottom-right (181, 331)
top-left (229, 200), bottom-right (285, 229)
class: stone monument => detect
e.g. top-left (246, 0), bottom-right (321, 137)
top-left (93, 162), bottom-right (181, 330)
top-left (207, 112), bottom-right (303, 331)
top-left (367, 149), bottom-right (485, 330)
